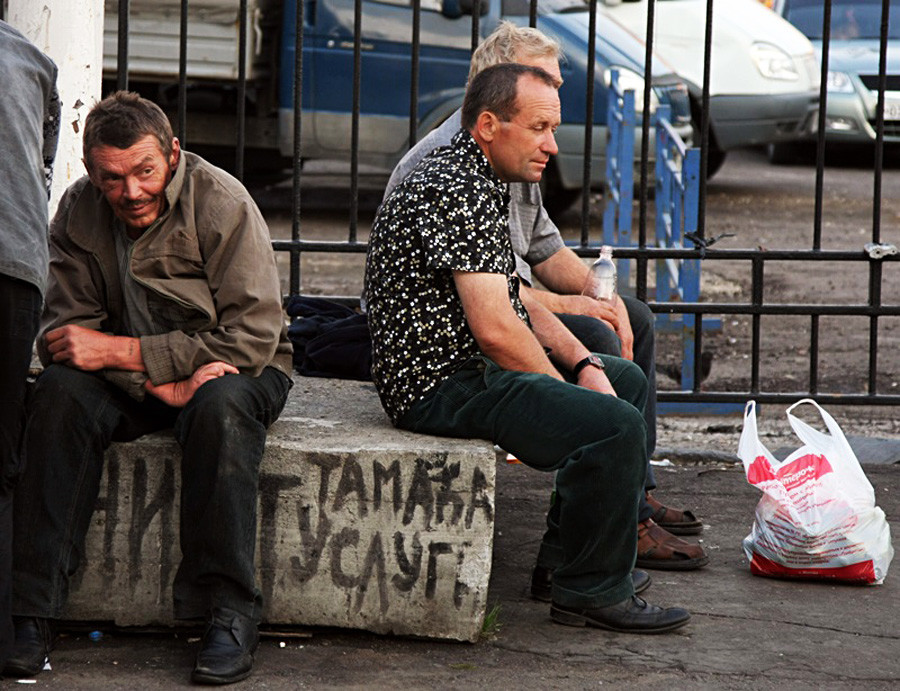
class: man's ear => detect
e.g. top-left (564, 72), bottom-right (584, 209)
top-left (475, 111), bottom-right (500, 143)
top-left (169, 137), bottom-right (181, 171)
top-left (83, 154), bottom-right (97, 186)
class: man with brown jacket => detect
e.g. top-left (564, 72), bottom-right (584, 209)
top-left (4, 92), bottom-right (292, 685)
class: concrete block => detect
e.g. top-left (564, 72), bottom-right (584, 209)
top-left (63, 379), bottom-right (496, 642)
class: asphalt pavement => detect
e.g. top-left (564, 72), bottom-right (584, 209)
top-left (3, 423), bottom-right (899, 689)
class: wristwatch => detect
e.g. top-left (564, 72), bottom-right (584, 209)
top-left (572, 354), bottom-right (605, 377)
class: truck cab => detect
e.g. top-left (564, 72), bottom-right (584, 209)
top-left (103, 0), bottom-right (691, 208)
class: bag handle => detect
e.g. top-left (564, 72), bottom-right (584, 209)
top-left (784, 399), bottom-right (873, 492)
top-left (785, 398), bottom-right (850, 451)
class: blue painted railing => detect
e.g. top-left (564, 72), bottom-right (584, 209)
top-left (602, 69), bottom-right (635, 292)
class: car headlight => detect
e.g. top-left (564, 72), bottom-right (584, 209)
top-left (604, 66), bottom-right (659, 115)
top-left (750, 42), bottom-right (800, 81)
top-left (827, 71), bottom-right (855, 93)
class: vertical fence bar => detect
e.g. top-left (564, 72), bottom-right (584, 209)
top-left (696, 0), bottom-right (714, 239)
top-left (349, 0), bottom-right (363, 243)
top-left (408, 0), bottom-right (421, 149)
top-left (872, 0), bottom-right (890, 245)
top-left (470, 0), bottom-right (480, 53)
top-left (116, 0), bottom-right (129, 91)
top-left (809, 314), bottom-right (819, 394)
top-left (580, 0), bottom-right (598, 246)
top-left (636, 0), bottom-right (657, 302)
top-left (290, 0), bottom-right (305, 297)
top-left (812, 0), bottom-right (833, 250)
top-left (750, 257), bottom-right (763, 394)
top-left (868, 0), bottom-right (892, 394)
top-left (234, 0), bottom-right (248, 180)
top-left (177, 0), bottom-right (188, 144)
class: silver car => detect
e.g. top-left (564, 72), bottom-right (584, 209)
top-left (772, 0), bottom-right (900, 155)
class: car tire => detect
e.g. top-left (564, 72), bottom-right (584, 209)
top-left (767, 141), bottom-right (798, 165)
top-left (539, 159), bottom-right (581, 218)
top-left (705, 143), bottom-right (727, 178)
top-left (767, 141), bottom-right (816, 165)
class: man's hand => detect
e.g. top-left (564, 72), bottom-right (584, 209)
top-left (577, 364), bottom-right (617, 396)
top-left (45, 325), bottom-right (142, 371)
top-left (612, 295), bottom-right (634, 361)
top-left (553, 293), bottom-right (620, 331)
top-left (144, 361), bottom-right (239, 408)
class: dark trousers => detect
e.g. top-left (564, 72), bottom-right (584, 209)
top-left (0, 276), bottom-right (41, 666)
top-left (400, 355), bottom-right (647, 609)
top-left (11, 364), bottom-right (291, 623)
top-left (557, 295), bottom-right (659, 521)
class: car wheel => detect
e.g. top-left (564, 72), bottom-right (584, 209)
top-left (767, 141), bottom-right (815, 165)
top-left (539, 159), bottom-right (581, 218)
top-left (705, 143), bottom-right (727, 178)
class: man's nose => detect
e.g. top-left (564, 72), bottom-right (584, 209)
top-left (543, 130), bottom-right (559, 156)
top-left (123, 176), bottom-right (141, 199)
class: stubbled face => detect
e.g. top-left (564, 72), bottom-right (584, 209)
top-left (489, 74), bottom-right (561, 184)
top-left (86, 134), bottom-right (180, 234)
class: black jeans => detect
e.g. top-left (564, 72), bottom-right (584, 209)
top-left (11, 364), bottom-right (291, 623)
top-left (400, 355), bottom-right (647, 609)
top-left (0, 276), bottom-right (41, 666)
top-left (557, 295), bottom-right (659, 521)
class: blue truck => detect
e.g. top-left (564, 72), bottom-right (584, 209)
top-left (103, 0), bottom-right (691, 210)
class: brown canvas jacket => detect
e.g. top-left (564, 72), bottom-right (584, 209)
top-left (39, 151), bottom-right (292, 399)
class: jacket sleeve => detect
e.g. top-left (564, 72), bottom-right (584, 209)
top-left (139, 177), bottom-right (286, 384)
top-left (38, 184), bottom-right (111, 364)
top-left (39, 183), bottom-right (153, 399)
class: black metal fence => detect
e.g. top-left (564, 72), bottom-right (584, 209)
top-left (105, 0), bottom-right (900, 407)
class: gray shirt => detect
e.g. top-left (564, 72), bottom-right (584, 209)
top-left (0, 20), bottom-right (60, 295)
top-left (384, 109), bottom-right (565, 285)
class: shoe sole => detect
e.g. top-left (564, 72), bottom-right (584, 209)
top-left (656, 522), bottom-right (704, 536)
top-left (550, 606), bottom-right (691, 634)
top-left (635, 554), bottom-right (709, 571)
top-left (191, 667), bottom-right (254, 685)
top-left (2, 657), bottom-right (47, 678)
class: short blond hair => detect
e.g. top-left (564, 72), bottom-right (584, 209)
top-left (468, 21), bottom-right (562, 85)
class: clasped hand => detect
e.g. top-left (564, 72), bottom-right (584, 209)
top-left (145, 361), bottom-right (239, 407)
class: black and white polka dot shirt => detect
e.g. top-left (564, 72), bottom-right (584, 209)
top-left (365, 129), bottom-right (530, 425)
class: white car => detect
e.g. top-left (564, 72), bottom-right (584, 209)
top-left (598, 0), bottom-right (820, 175)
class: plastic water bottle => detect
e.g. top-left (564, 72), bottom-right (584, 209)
top-left (583, 245), bottom-right (617, 302)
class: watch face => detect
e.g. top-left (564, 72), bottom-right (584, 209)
top-left (589, 355), bottom-right (604, 369)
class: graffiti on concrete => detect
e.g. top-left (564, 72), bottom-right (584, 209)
top-left (90, 448), bottom-right (493, 618)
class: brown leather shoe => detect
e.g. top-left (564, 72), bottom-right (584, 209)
top-left (645, 492), bottom-right (704, 535)
top-left (636, 519), bottom-right (709, 571)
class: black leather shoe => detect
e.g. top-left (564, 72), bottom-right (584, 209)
top-left (530, 566), bottom-right (651, 602)
top-left (551, 596), bottom-right (690, 634)
top-left (2, 617), bottom-right (57, 678)
top-left (191, 611), bottom-right (259, 685)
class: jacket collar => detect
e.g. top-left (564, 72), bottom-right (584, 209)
top-left (67, 149), bottom-right (187, 252)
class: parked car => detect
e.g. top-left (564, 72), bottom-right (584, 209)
top-left (102, 0), bottom-right (692, 212)
top-left (597, 0), bottom-right (820, 176)
top-left (771, 0), bottom-right (900, 157)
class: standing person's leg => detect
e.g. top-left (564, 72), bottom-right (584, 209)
top-left (173, 367), bottom-right (291, 685)
top-left (401, 356), bottom-right (689, 632)
top-left (0, 277), bottom-right (41, 668)
top-left (7, 365), bottom-right (173, 678)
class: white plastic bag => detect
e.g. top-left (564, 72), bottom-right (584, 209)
top-left (739, 399), bottom-right (894, 584)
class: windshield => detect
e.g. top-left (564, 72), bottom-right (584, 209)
top-left (783, 0), bottom-right (900, 41)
